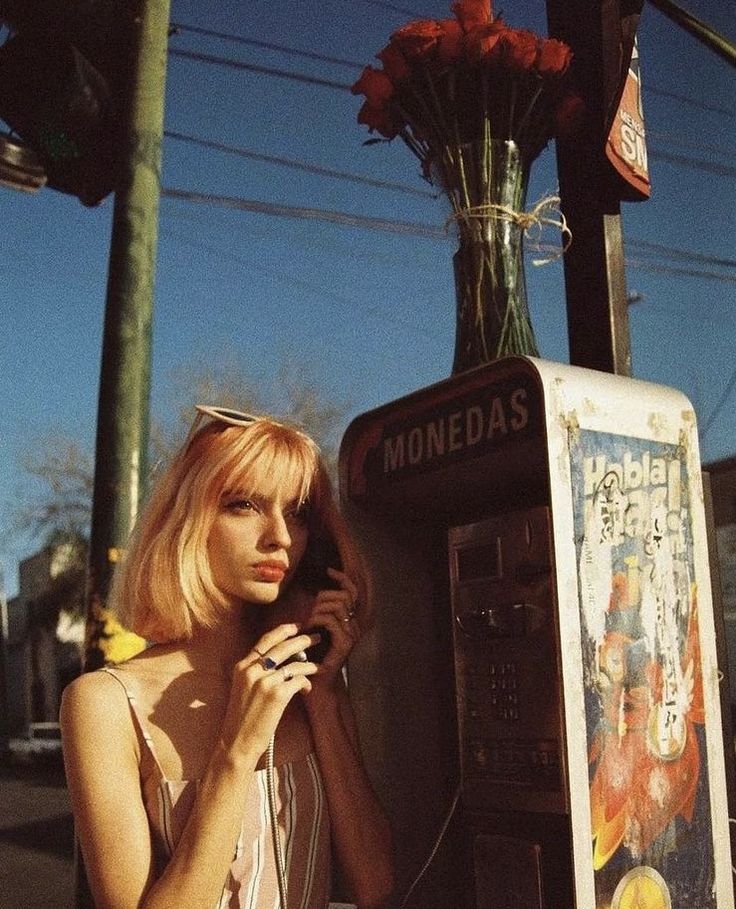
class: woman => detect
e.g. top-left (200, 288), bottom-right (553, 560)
top-left (61, 405), bottom-right (394, 909)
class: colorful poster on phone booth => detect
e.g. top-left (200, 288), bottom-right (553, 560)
top-left (569, 429), bottom-right (715, 909)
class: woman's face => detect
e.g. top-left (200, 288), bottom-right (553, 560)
top-left (207, 483), bottom-right (310, 606)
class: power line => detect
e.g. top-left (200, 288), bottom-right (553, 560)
top-left (169, 49), bottom-right (736, 176)
top-left (647, 128), bottom-right (736, 163)
top-left (168, 36), bottom-right (735, 123)
top-left (162, 126), bottom-right (735, 217)
top-left (626, 258), bottom-right (736, 284)
top-left (646, 83), bottom-right (734, 117)
top-left (359, 0), bottom-right (421, 16)
top-left (649, 147), bottom-right (736, 178)
top-left (164, 129), bottom-right (435, 198)
top-left (168, 48), bottom-right (353, 91)
top-left (161, 187), bottom-right (446, 238)
top-left (170, 22), bottom-right (364, 70)
top-left (158, 226), bottom-right (440, 340)
top-left (626, 238), bottom-right (736, 270)
top-left (161, 187), bottom-right (736, 285)
top-left (646, 0), bottom-right (736, 70)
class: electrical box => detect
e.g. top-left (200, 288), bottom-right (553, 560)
top-left (340, 357), bottom-right (733, 909)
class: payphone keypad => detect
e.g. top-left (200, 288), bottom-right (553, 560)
top-left (467, 661), bottom-right (519, 721)
top-left (449, 508), bottom-right (566, 813)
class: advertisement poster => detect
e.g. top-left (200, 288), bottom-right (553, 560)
top-left (570, 429), bottom-right (715, 908)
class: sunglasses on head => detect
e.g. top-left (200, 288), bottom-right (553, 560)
top-left (194, 404), bottom-right (259, 426)
top-left (183, 404), bottom-right (260, 451)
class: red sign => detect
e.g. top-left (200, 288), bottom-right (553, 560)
top-left (606, 37), bottom-right (650, 201)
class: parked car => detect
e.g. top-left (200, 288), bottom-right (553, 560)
top-left (8, 721), bottom-right (63, 764)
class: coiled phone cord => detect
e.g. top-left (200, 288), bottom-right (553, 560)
top-left (266, 733), bottom-right (289, 909)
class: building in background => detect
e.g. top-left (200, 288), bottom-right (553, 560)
top-left (2, 543), bottom-right (85, 742)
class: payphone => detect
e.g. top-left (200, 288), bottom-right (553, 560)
top-left (340, 357), bottom-right (733, 909)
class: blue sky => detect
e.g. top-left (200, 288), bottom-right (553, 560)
top-left (1, 0), bottom-right (735, 598)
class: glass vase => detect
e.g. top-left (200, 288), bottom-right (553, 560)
top-left (447, 140), bottom-right (539, 374)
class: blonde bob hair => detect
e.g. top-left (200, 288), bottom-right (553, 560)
top-left (110, 414), bottom-right (369, 643)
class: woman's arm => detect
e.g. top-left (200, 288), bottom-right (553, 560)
top-left (304, 680), bottom-right (394, 909)
top-left (296, 570), bottom-right (394, 909)
top-left (61, 625), bottom-right (318, 909)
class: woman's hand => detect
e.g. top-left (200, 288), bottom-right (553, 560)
top-left (306, 567), bottom-right (361, 688)
top-left (220, 623), bottom-right (319, 761)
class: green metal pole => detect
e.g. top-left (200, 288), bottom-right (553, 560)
top-left (83, 0), bottom-right (171, 673)
top-left (76, 2), bottom-right (170, 903)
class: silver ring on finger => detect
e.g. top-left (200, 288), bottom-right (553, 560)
top-left (261, 656), bottom-right (278, 671)
top-left (282, 666), bottom-right (294, 682)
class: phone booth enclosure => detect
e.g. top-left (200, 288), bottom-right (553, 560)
top-left (339, 357), bottom-right (733, 909)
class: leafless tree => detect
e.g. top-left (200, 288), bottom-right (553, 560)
top-left (13, 358), bottom-right (347, 548)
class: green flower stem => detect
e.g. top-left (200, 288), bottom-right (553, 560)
top-left (450, 139), bottom-right (539, 372)
top-left (515, 80), bottom-right (544, 149)
top-left (508, 77), bottom-right (518, 140)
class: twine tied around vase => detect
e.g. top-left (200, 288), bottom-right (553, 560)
top-left (447, 193), bottom-right (572, 266)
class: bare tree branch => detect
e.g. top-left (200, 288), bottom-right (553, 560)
top-left (15, 357), bottom-right (347, 547)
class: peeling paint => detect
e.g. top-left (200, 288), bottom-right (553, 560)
top-left (647, 411), bottom-right (668, 438)
top-left (581, 397), bottom-right (599, 417)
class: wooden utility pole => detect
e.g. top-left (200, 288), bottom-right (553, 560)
top-left (76, 0), bottom-right (170, 905)
top-left (83, 0), bottom-right (171, 672)
top-left (546, 0), bottom-right (636, 376)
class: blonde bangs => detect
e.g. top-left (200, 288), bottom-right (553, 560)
top-left (201, 421), bottom-right (320, 510)
top-left (213, 426), bottom-right (319, 503)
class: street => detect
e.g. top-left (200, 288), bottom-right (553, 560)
top-left (0, 760), bottom-right (74, 909)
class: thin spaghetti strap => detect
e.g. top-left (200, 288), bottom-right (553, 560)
top-left (100, 666), bottom-right (167, 778)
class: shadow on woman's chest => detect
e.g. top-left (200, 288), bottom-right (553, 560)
top-left (134, 670), bottom-right (314, 780)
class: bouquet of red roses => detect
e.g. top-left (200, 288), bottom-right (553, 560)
top-left (352, 0), bottom-right (582, 369)
top-left (352, 0), bottom-right (581, 212)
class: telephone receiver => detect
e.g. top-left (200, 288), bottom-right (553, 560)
top-left (296, 533), bottom-right (342, 663)
top-left (304, 629), bottom-right (332, 664)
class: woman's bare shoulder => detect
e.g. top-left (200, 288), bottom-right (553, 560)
top-left (60, 670), bottom-right (139, 766)
top-left (60, 668), bottom-right (132, 728)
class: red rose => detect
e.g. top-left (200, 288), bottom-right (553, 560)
top-left (465, 20), bottom-right (506, 62)
top-left (437, 18), bottom-right (463, 63)
top-left (497, 28), bottom-right (539, 71)
top-left (390, 19), bottom-right (444, 59)
top-left (554, 93), bottom-right (585, 135)
top-left (357, 100), bottom-right (401, 139)
top-left (536, 38), bottom-right (573, 76)
top-left (351, 66), bottom-right (394, 107)
top-left (377, 41), bottom-right (410, 82)
top-left (451, 0), bottom-right (492, 32)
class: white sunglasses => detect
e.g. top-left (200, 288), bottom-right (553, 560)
top-left (194, 404), bottom-right (259, 426)
top-left (183, 404), bottom-right (260, 451)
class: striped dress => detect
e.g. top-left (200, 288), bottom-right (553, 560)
top-left (102, 668), bottom-right (332, 909)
